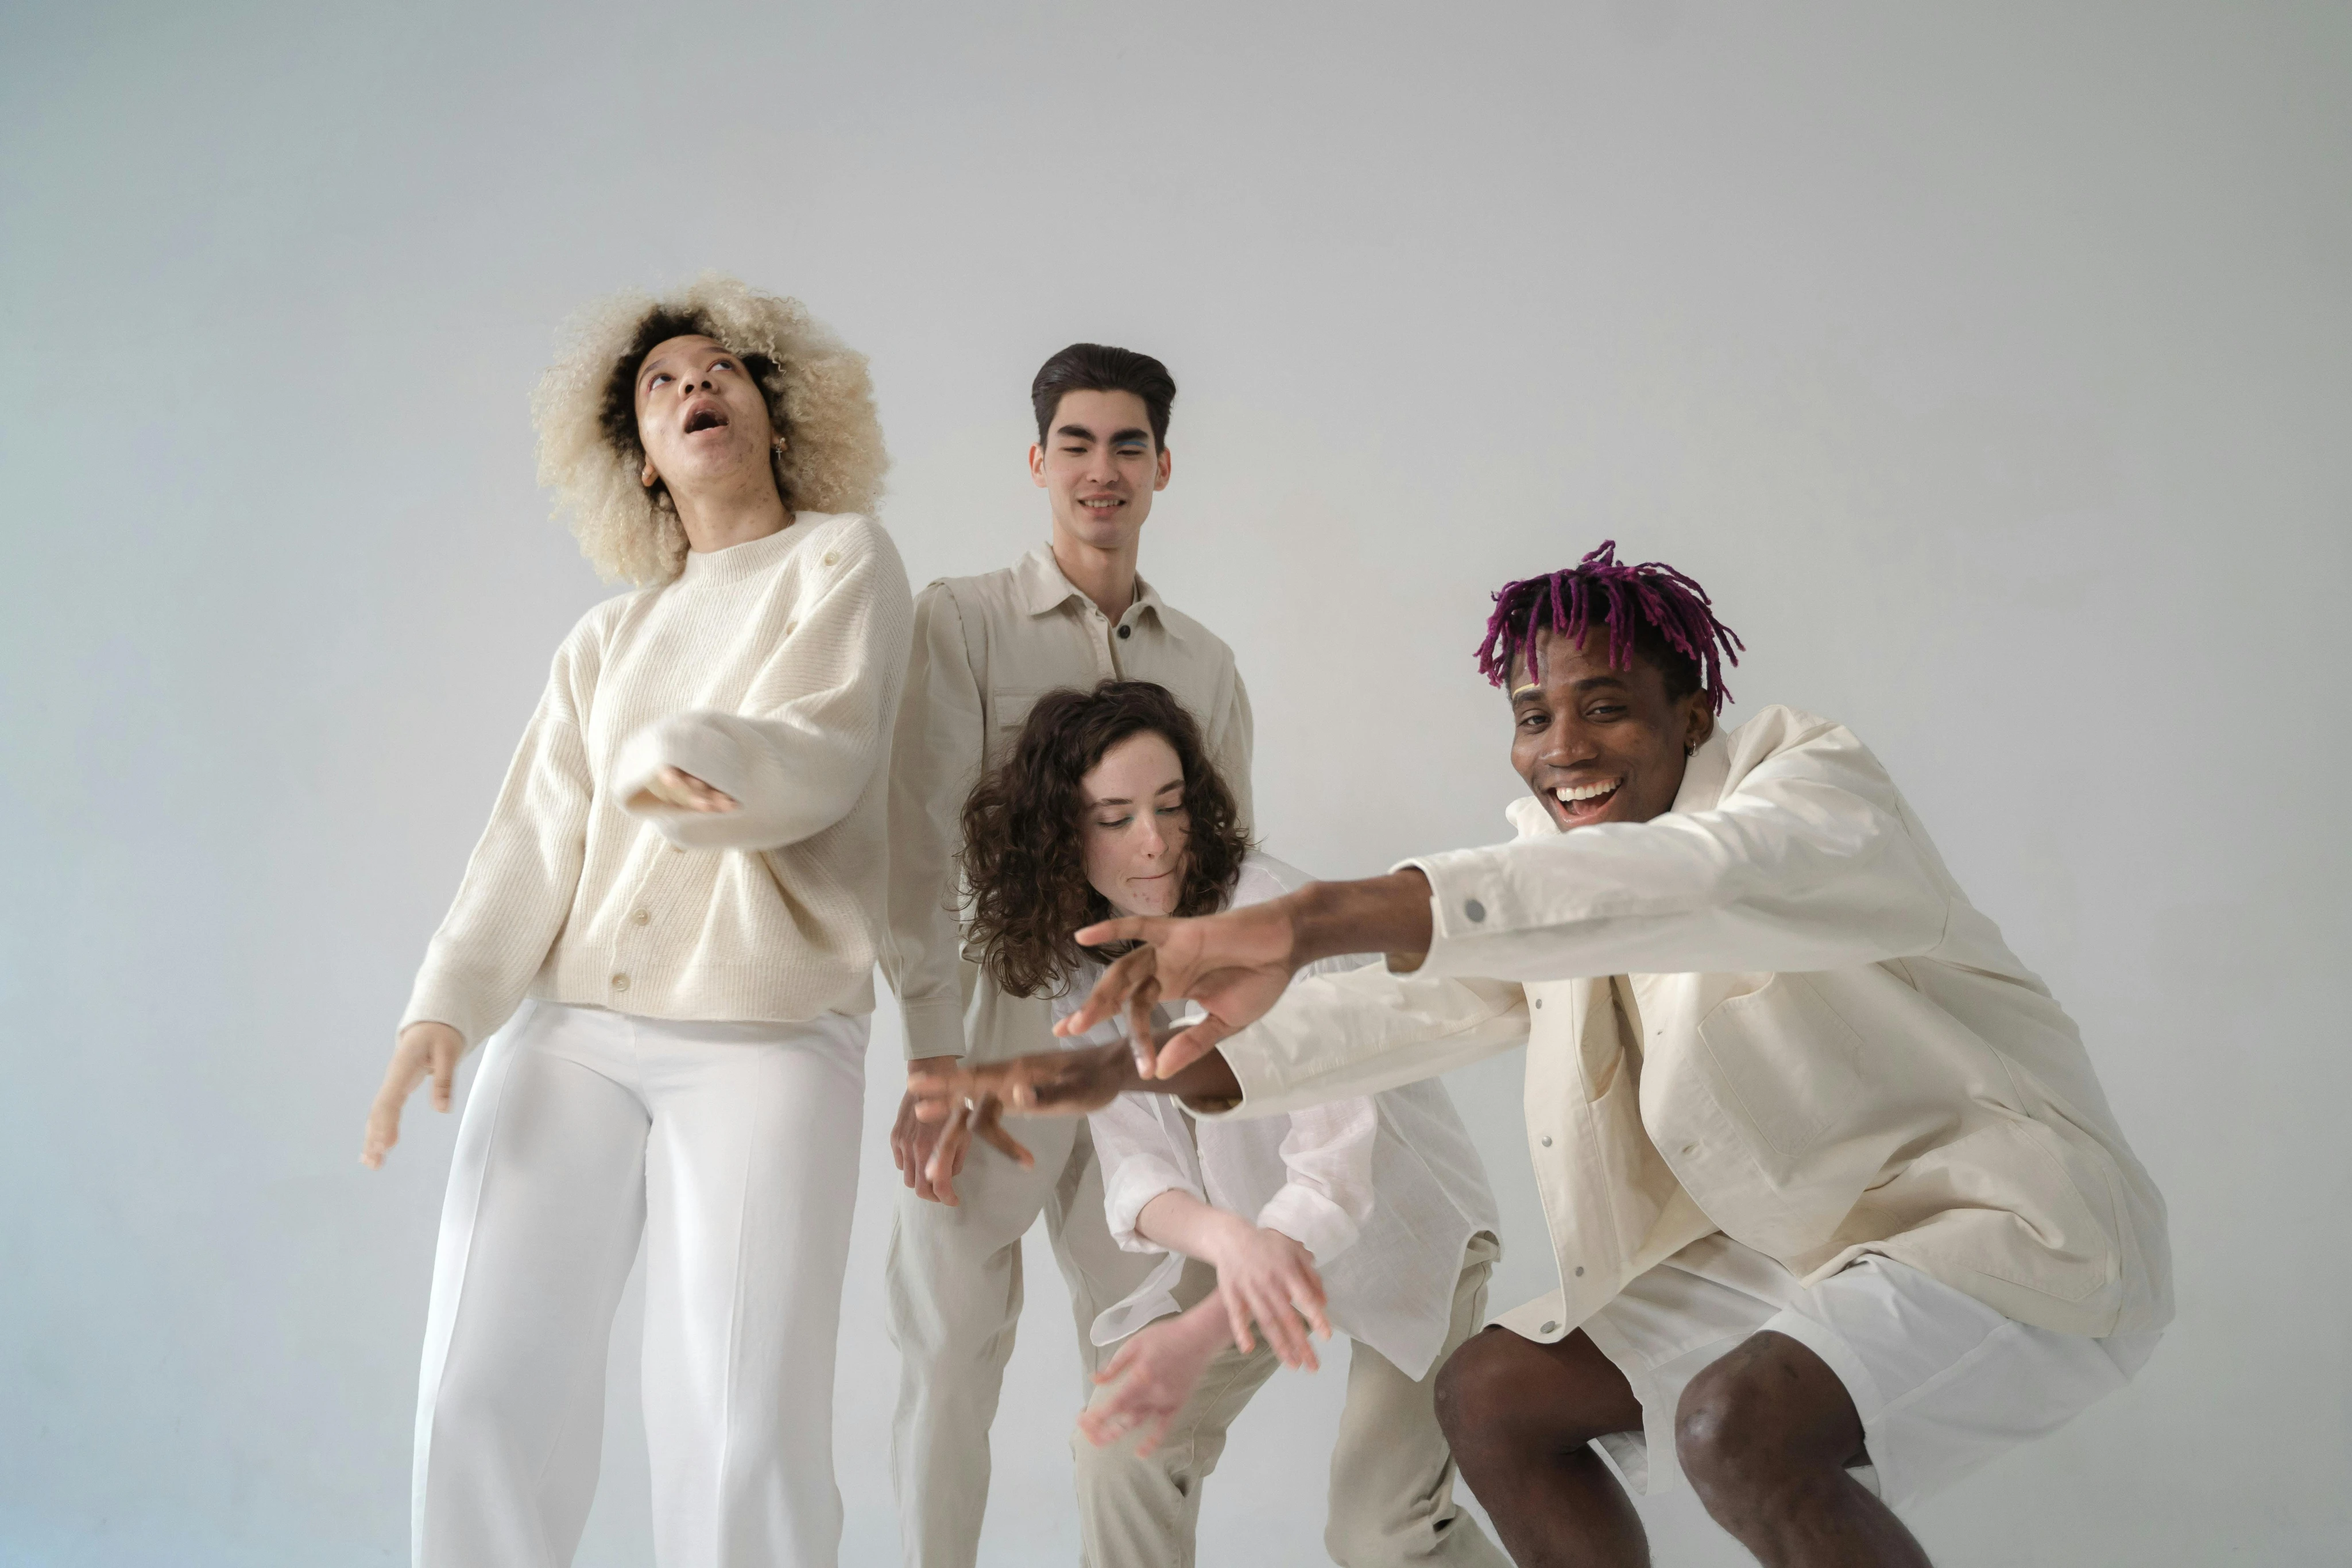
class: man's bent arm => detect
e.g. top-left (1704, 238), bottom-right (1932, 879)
top-left (878, 583), bottom-right (984, 1060)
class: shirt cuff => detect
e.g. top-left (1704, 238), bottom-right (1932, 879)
top-left (1256, 1183), bottom-right (1361, 1264)
top-left (1394, 847), bottom-right (1520, 977)
top-left (1102, 1153), bottom-right (1197, 1252)
top-left (898, 995), bottom-right (968, 1061)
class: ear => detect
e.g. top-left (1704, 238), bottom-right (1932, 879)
top-left (1028, 443), bottom-right (1047, 489)
top-left (1681, 694), bottom-right (1716, 756)
top-left (641, 458), bottom-right (659, 490)
top-left (1152, 444), bottom-right (1173, 491)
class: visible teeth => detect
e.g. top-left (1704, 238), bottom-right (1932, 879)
top-left (1556, 781), bottom-right (1618, 803)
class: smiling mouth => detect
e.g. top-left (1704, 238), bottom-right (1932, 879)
top-left (1080, 495), bottom-right (1123, 512)
top-left (1550, 779), bottom-right (1622, 823)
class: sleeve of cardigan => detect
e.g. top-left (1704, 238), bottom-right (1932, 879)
top-left (399, 622), bottom-right (601, 1052)
top-left (875, 580), bottom-right (987, 1060)
top-left (613, 521), bottom-right (915, 853)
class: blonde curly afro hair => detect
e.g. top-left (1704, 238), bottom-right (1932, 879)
top-left (532, 273), bottom-right (889, 586)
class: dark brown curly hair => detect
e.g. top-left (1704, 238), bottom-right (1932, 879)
top-left (960, 681), bottom-right (1250, 1000)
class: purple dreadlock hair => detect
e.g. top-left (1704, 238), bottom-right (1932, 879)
top-left (1475, 541), bottom-right (1745, 715)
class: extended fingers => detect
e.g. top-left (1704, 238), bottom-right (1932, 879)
top-left (1060, 942), bottom-right (1155, 1036)
top-left (1124, 975), bottom-right (1163, 1075)
top-left (969, 1098), bottom-right (1036, 1169)
top-left (1150, 1014), bottom-right (1232, 1081)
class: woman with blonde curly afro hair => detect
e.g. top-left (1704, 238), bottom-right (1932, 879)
top-left (361, 274), bottom-right (912, 1567)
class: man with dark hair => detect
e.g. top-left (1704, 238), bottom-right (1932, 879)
top-left (913, 543), bottom-right (2171, 1567)
top-left (879, 343), bottom-right (1254, 1567)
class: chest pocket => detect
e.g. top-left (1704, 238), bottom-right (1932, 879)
top-left (1696, 974), bottom-right (1866, 1171)
top-left (985, 688), bottom-right (1045, 765)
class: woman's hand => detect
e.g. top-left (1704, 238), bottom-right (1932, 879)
top-left (1202, 1214), bottom-right (1330, 1370)
top-left (1079, 1302), bottom-right (1232, 1455)
top-left (362, 1021), bottom-right (462, 1168)
top-left (628, 765), bottom-right (738, 814)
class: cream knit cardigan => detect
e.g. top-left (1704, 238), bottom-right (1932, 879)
top-left (401, 512), bottom-right (914, 1048)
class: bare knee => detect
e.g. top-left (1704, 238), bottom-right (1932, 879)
top-left (1433, 1327), bottom-right (1530, 1454)
top-left (1675, 1331), bottom-right (1861, 1508)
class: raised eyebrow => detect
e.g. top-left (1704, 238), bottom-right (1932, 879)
top-left (641, 347), bottom-right (734, 381)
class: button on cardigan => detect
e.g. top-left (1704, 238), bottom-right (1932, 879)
top-left (400, 513), bottom-right (914, 1048)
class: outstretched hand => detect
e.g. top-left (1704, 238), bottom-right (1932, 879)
top-left (908, 1043), bottom-right (1138, 1161)
top-left (919, 1087), bottom-right (1036, 1201)
top-left (1053, 899), bottom-right (1306, 1080)
top-left (1079, 1301), bottom-right (1232, 1454)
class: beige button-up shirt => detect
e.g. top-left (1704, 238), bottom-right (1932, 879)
top-left (1207, 705), bottom-right (2171, 1342)
top-left (881, 543), bottom-right (1254, 1061)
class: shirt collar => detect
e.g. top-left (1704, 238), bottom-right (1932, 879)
top-left (1015, 541), bottom-right (1164, 625)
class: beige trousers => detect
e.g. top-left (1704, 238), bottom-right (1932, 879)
top-left (884, 981), bottom-right (1163, 1568)
top-left (1073, 1234), bottom-right (1509, 1568)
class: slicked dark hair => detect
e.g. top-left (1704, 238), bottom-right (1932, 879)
top-left (1030, 343), bottom-right (1177, 450)
top-left (1477, 540), bottom-right (1745, 714)
top-left (960, 681), bottom-right (1247, 1000)
top-left (598, 309), bottom-right (792, 510)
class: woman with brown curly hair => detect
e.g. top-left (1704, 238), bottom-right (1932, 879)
top-left (358, 275), bottom-right (911, 1567)
top-left (943, 680), bottom-right (1508, 1568)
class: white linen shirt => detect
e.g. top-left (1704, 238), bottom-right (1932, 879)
top-left (1056, 854), bottom-right (1500, 1380)
top-left (1204, 707), bottom-right (2172, 1345)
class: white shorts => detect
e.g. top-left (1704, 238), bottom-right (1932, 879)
top-left (1578, 1233), bottom-right (2159, 1511)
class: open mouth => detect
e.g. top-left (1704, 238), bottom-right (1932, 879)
top-left (1550, 778), bottom-right (1622, 824)
top-left (683, 405), bottom-right (729, 435)
top-left (1080, 495), bottom-right (1123, 513)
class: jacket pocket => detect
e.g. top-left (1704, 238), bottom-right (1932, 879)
top-left (1696, 974), bottom-right (1865, 1171)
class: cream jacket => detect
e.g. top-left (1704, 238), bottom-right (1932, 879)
top-left (401, 514), bottom-right (913, 1047)
top-left (1209, 706), bottom-right (2171, 1341)
top-left (880, 543), bottom-right (1252, 1061)
top-left (1058, 855), bottom-right (1501, 1379)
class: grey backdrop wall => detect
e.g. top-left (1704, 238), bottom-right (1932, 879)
top-left (4, 3), bottom-right (2347, 1563)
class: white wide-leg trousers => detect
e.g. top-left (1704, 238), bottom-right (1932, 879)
top-left (412, 1000), bottom-right (866, 1568)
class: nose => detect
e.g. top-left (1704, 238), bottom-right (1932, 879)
top-left (1543, 714), bottom-right (1600, 768)
top-left (1137, 816), bottom-right (1166, 857)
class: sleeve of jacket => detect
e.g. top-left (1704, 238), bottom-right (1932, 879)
top-left (874, 579), bottom-right (987, 1060)
top-left (1406, 713), bottom-right (1956, 984)
top-left (612, 522), bottom-right (914, 854)
top-left (398, 620), bottom-right (601, 1052)
top-left (1209, 964), bottom-right (1532, 1120)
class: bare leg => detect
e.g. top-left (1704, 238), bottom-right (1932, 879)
top-left (1675, 1330), bottom-right (1933, 1568)
top-left (1433, 1326), bottom-right (1650, 1567)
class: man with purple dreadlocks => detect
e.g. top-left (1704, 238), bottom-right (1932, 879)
top-left (908, 543), bottom-right (2171, 1567)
